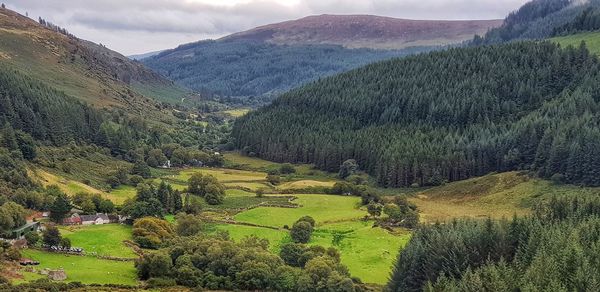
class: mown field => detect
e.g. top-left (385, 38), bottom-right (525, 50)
top-left (19, 249), bottom-right (137, 285)
top-left (234, 194), bottom-right (364, 227)
top-left (59, 224), bottom-right (137, 258)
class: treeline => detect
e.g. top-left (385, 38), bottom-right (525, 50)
top-left (0, 66), bottom-right (105, 146)
top-left (234, 41), bottom-right (600, 187)
top-left (388, 196), bottom-right (600, 291)
top-left (143, 40), bottom-right (432, 104)
top-left (135, 233), bottom-right (360, 291)
top-left (37, 17), bottom-right (76, 39)
top-left (472, 0), bottom-right (600, 45)
top-left (0, 64), bottom-right (229, 155)
top-left (553, 7), bottom-right (600, 35)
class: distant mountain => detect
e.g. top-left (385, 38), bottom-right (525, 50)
top-left (143, 15), bottom-right (501, 104)
top-left (225, 14), bottom-right (502, 50)
top-left (0, 8), bottom-right (187, 107)
top-left (128, 50), bottom-right (164, 60)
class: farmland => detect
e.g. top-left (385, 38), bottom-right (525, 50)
top-left (22, 154), bottom-right (587, 286)
top-left (234, 194), bottom-right (364, 227)
top-left (58, 224), bottom-right (137, 258)
top-left (19, 250), bottom-right (137, 285)
top-left (214, 194), bottom-right (410, 284)
top-left (160, 156), bottom-right (408, 284)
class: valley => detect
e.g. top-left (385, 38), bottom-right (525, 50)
top-left (3, 0), bottom-right (600, 291)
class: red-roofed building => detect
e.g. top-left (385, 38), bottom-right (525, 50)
top-left (62, 216), bottom-right (81, 225)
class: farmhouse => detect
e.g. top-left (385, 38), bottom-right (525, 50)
top-left (80, 214), bottom-right (110, 225)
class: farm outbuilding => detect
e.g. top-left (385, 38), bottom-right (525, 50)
top-left (10, 222), bottom-right (40, 239)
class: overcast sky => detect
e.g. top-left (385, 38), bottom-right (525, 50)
top-left (4, 0), bottom-right (529, 55)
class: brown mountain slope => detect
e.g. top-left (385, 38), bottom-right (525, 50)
top-left (223, 14), bottom-right (503, 49)
top-left (0, 7), bottom-right (187, 109)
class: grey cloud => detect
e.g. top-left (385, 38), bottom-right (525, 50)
top-left (3, 0), bottom-right (529, 55)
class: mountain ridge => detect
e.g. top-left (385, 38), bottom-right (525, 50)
top-left (143, 14), bottom-right (501, 103)
top-left (222, 14), bottom-right (503, 49)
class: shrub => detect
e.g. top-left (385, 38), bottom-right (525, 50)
top-left (5, 247), bottom-right (20, 261)
top-left (24, 231), bottom-right (40, 246)
top-left (280, 243), bottom-right (306, 267)
top-left (146, 277), bottom-right (177, 288)
top-left (60, 238), bottom-right (71, 249)
top-left (267, 174), bottom-right (281, 185)
top-left (188, 173), bottom-right (225, 205)
top-left (175, 213), bottom-right (204, 236)
top-left (290, 221), bottom-right (313, 244)
top-left (297, 216), bottom-right (316, 227)
top-left (279, 163), bottom-right (296, 174)
top-left (129, 175), bottom-right (144, 186)
top-left (133, 217), bottom-right (174, 249)
top-left (42, 225), bottom-right (61, 246)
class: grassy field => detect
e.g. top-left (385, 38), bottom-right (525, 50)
top-left (107, 185), bottom-right (138, 204)
top-left (223, 182), bottom-right (271, 191)
top-left (410, 171), bottom-right (600, 222)
top-left (552, 31), bottom-right (600, 56)
top-left (212, 219), bottom-right (408, 284)
top-left (311, 221), bottom-right (410, 284)
top-left (201, 193), bottom-right (296, 211)
top-left (174, 168), bottom-right (267, 183)
top-left (235, 194), bottom-right (364, 227)
top-left (277, 180), bottom-right (336, 190)
top-left (59, 224), bottom-right (137, 258)
top-left (32, 169), bottom-right (133, 204)
top-left (211, 224), bottom-right (291, 249)
top-left (223, 152), bottom-right (333, 178)
top-left (221, 108), bottom-right (251, 118)
top-left (20, 249), bottom-right (137, 285)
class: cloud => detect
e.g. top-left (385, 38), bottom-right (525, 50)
top-left (3, 0), bottom-right (529, 55)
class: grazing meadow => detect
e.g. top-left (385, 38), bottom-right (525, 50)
top-left (19, 250), bottom-right (137, 285)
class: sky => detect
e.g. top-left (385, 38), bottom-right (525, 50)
top-left (4, 0), bottom-right (529, 56)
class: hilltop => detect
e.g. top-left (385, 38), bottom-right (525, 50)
top-left (225, 14), bottom-right (502, 50)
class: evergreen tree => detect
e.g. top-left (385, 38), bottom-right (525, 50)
top-left (49, 193), bottom-right (71, 223)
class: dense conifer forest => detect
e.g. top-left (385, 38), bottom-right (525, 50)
top-left (143, 40), bottom-right (431, 104)
top-left (388, 196), bottom-right (600, 291)
top-left (0, 66), bottom-right (104, 145)
top-left (233, 41), bottom-right (600, 187)
top-left (553, 7), bottom-right (600, 35)
top-left (474, 0), bottom-right (600, 44)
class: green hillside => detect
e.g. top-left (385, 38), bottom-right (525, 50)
top-left (0, 8), bottom-right (188, 110)
top-left (233, 41), bottom-right (600, 187)
top-left (552, 30), bottom-right (600, 55)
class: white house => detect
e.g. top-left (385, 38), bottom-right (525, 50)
top-left (79, 214), bottom-right (110, 225)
